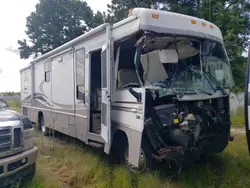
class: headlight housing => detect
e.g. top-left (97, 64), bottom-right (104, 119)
top-left (20, 116), bottom-right (35, 151)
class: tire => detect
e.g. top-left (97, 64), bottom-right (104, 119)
top-left (26, 163), bottom-right (36, 180)
top-left (39, 116), bottom-right (49, 136)
top-left (121, 136), bottom-right (153, 173)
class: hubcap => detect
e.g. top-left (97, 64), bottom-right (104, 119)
top-left (124, 148), bottom-right (147, 173)
top-left (42, 125), bottom-right (46, 133)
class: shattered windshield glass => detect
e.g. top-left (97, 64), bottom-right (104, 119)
top-left (136, 35), bottom-right (234, 96)
top-left (202, 40), bottom-right (234, 89)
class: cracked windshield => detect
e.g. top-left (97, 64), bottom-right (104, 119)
top-left (138, 36), bottom-right (234, 96)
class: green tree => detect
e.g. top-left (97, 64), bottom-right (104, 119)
top-left (107, 0), bottom-right (161, 23)
top-left (18, 0), bottom-right (104, 59)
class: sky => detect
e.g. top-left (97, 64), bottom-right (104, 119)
top-left (0, 0), bottom-right (110, 92)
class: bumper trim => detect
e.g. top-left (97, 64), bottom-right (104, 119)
top-left (0, 163), bottom-right (36, 187)
top-left (0, 147), bottom-right (38, 178)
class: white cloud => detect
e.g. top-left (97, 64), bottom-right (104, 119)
top-left (0, 0), bottom-right (37, 92)
top-left (0, 51), bottom-right (30, 92)
top-left (0, 0), bottom-right (110, 92)
top-left (86, 0), bottom-right (110, 12)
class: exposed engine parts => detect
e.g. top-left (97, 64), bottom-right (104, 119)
top-left (144, 98), bottom-right (231, 169)
top-left (145, 102), bottom-right (212, 149)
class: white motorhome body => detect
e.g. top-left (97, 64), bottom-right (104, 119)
top-left (21, 8), bottom-right (242, 171)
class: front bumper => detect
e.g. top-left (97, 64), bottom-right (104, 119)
top-left (0, 147), bottom-right (38, 186)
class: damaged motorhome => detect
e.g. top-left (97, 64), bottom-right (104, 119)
top-left (20, 8), bottom-right (249, 173)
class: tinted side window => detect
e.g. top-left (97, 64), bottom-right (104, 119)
top-left (76, 48), bottom-right (85, 100)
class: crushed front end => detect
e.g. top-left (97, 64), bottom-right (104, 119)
top-left (144, 90), bottom-right (233, 169)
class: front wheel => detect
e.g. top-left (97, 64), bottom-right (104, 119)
top-left (122, 137), bottom-right (153, 173)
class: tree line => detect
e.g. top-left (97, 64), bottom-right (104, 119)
top-left (18, 0), bottom-right (250, 91)
top-left (0, 92), bottom-right (20, 96)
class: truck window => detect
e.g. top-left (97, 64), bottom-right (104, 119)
top-left (76, 48), bottom-right (85, 100)
top-left (113, 34), bottom-right (143, 90)
top-left (117, 46), bottom-right (139, 89)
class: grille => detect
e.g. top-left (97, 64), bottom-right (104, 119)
top-left (14, 128), bottom-right (22, 148)
top-left (0, 127), bottom-right (11, 155)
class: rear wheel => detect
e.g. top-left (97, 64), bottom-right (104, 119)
top-left (38, 114), bottom-right (49, 136)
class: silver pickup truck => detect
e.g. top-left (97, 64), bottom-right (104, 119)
top-left (0, 99), bottom-right (37, 187)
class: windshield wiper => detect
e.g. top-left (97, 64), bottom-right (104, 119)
top-left (204, 72), bottom-right (227, 95)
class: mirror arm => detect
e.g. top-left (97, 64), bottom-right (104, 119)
top-left (128, 87), bottom-right (142, 102)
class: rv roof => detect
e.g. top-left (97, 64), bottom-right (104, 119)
top-left (23, 8), bottom-right (223, 69)
top-left (131, 8), bottom-right (223, 42)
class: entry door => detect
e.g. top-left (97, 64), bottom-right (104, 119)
top-left (101, 25), bottom-right (112, 153)
top-left (244, 46), bottom-right (250, 155)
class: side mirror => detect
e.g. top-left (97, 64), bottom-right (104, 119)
top-left (128, 87), bottom-right (142, 102)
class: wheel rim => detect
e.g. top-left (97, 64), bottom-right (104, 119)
top-left (40, 118), bottom-right (46, 133)
top-left (42, 125), bottom-right (46, 133)
top-left (124, 147), bottom-right (147, 173)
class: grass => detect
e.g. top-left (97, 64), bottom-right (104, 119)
top-left (7, 100), bottom-right (21, 112)
top-left (22, 135), bottom-right (176, 188)
top-left (179, 134), bottom-right (250, 188)
top-left (231, 107), bottom-right (245, 128)
top-left (16, 132), bottom-right (248, 188)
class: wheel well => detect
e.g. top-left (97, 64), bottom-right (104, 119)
top-left (38, 111), bottom-right (43, 120)
top-left (37, 111), bottom-right (44, 129)
top-left (109, 130), bottom-right (128, 163)
top-left (112, 130), bottom-right (128, 148)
